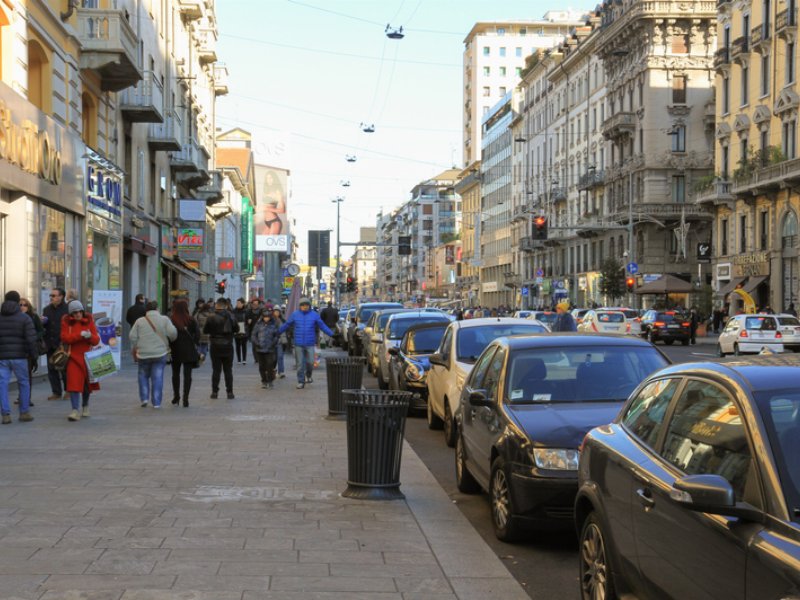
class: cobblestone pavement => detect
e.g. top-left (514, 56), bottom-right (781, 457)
top-left (0, 349), bottom-right (528, 600)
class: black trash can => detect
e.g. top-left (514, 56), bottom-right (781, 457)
top-left (325, 357), bottom-right (366, 418)
top-left (342, 389), bottom-right (413, 500)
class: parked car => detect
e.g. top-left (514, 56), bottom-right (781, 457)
top-left (527, 310), bottom-right (557, 328)
top-left (340, 308), bottom-right (356, 351)
top-left (513, 310), bottom-right (533, 319)
top-left (577, 310), bottom-right (628, 335)
top-left (426, 317), bottom-right (549, 447)
top-left (455, 334), bottom-right (670, 542)
top-left (640, 309), bottom-right (691, 345)
top-left (364, 308), bottom-right (408, 375)
top-left (571, 308), bottom-right (591, 326)
top-left (376, 311), bottom-right (450, 389)
top-left (576, 354), bottom-right (800, 600)
top-left (603, 307), bottom-right (643, 335)
top-left (388, 322), bottom-right (449, 412)
top-left (347, 302), bottom-right (403, 357)
top-left (718, 313), bottom-right (800, 356)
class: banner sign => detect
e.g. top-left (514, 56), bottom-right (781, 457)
top-left (240, 198), bottom-right (253, 272)
top-left (179, 199), bottom-right (206, 222)
top-left (177, 227), bottom-right (204, 255)
top-left (86, 150), bottom-right (123, 222)
top-left (91, 289), bottom-right (123, 369)
top-left (161, 225), bottom-right (175, 259)
top-left (218, 257), bottom-right (235, 272)
top-left (255, 234), bottom-right (288, 252)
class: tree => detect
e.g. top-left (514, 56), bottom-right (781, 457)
top-left (599, 258), bottom-right (625, 302)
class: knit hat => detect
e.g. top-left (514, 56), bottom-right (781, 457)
top-left (556, 301), bottom-right (570, 312)
top-left (68, 300), bottom-right (84, 313)
top-left (299, 297), bottom-right (311, 306)
top-left (3, 291), bottom-right (20, 303)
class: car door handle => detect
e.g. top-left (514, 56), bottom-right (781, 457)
top-left (636, 488), bottom-right (655, 509)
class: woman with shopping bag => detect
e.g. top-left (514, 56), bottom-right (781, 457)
top-left (60, 301), bottom-right (100, 422)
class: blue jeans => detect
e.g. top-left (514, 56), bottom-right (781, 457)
top-left (137, 355), bottom-right (167, 406)
top-left (294, 345), bottom-right (315, 383)
top-left (198, 342), bottom-right (209, 359)
top-left (276, 342), bottom-right (285, 374)
top-left (70, 391), bottom-right (90, 411)
top-left (0, 359), bottom-right (30, 415)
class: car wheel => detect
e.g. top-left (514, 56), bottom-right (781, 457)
top-left (579, 512), bottom-right (618, 600)
top-left (663, 339), bottom-right (674, 346)
top-left (455, 433), bottom-right (480, 494)
top-left (717, 344), bottom-right (726, 357)
top-left (443, 401), bottom-right (457, 448)
top-left (490, 456), bottom-right (522, 542)
top-left (427, 398), bottom-right (443, 430)
top-left (734, 343), bottom-right (741, 356)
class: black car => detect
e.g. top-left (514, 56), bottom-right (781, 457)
top-left (347, 302), bottom-right (402, 357)
top-left (576, 354), bottom-right (800, 600)
top-left (454, 334), bottom-right (670, 542)
top-left (640, 309), bottom-right (691, 345)
top-left (388, 321), bottom-right (448, 411)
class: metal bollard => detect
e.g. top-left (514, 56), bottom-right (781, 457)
top-left (325, 357), bottom-right (366, 419)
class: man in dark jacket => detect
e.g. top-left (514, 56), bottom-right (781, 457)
top-left (203, 299), bottom-right (239, 399)
top-left (320, 302), bottom-right (339, 347)
top-left (0, 291), bottom-right (37, 423)
top-left (279, 297), bottom-right (334, 389)
top-left (552, 301), bottom-right (577, 332)
top-left (126, 294), bottom-right (147, 327)
top-left (42, 287), bottom-right (69, 400)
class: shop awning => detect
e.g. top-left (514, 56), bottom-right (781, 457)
top-left (718, 277), bottom-right (746, 297)
top-left (161, 258), bottom-right (208, 282)
top-left (124, 236), bottom-right (157, 256)
top-left (742, 275), bottom-right (769, 294)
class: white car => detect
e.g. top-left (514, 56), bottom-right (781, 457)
top-left (376, 311), bottom-right (450, 389)
top-left (718, 313), bottom-right (800, 355)
top-left (426, 317), bottom-right (549, 447)
top-left (578, 310), bottom-right (628, 335)
top-left (603, 307), bottom-right (642, 335)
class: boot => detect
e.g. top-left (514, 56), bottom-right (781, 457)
top-left (182, 393), bottom-right (189, 407)
top-left (171, 396), bottom-right (180, 406)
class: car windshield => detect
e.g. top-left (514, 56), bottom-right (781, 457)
top-left (388, 317), bottom-right (446, 339)
top-left (506, 346), bottom-right (669, 404)
top-left (406, 326), bottom-right (447, 354)
top-left (377, 310), bottom-right (405, 332)
top-left (754, 389), bottom-right (800, 520)
top-left (611, 309), bottom-right (639, 319)
top-left (597, 312), bottom-right (625, 323)
top-left (456, 324), bottom-right (547, 362)
top-left (534, 312), bottom-right (557, 325)
top-left (657, 312), bottom-right (687, 323)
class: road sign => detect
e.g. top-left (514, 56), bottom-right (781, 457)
top-left (320, 283), bottom-right (327, 292)
top-left (627, 262), bottom-right (639, 274)
top-left (536, 268), bottom-right (544, 277)
top-left (521, 286), bottom-right (529, 296)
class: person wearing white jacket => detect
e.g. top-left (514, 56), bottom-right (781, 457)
top-left (130, 301), bottom-right (177, 408)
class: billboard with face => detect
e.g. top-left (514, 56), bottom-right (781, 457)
top-left (254, 165), bottom-right (289, 240)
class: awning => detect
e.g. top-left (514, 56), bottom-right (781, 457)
top-left (742, 275), bottom-right (769, 294)
top-left (124, 236), bottom-right (157, 256)
top-left (161, 258), bottom-right (208, 282)
top-left (718, 277), bottom-right (746, 296)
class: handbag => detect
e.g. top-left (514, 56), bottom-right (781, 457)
top-left (144, 316), bottom-right (172, 363)
top-left (50, 344), bottom-right (70, 370)
top-left (36, 338), bottom-right (48, 356)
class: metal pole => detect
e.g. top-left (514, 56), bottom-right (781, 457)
top-left (629, 170), bottom-right (635, 308)
top-left (334, 199), bottom-right (341, 306)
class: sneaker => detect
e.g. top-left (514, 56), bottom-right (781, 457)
top-left (226, 392), bottom-right (235, 400)
top-left (261, 382), bottom-right (268, 389)
top-left (306, 377), bottom-right (313, 384)
top-left (140, 401), bottom-right (149, 408)
top-left (296, 383), bottom-right (305, 389)
top-left (47, 394), bottom-right (61, 401)
top-left (278, 373), bottom-right (285, 379)
top-left (67, 409), bottom-right (80, 422)
top-left (1, 414), bottom-right (11, 424)
top-left (18, 413), bottom-right (33, 423)
top-left (153, 405), bottom-right (161, 410)
top-left (81, 407), bottom-right (90, 418)
top-left (210, 392), bottom-right (218, 399)
top-left (266, 383), bottom-right (273, 389)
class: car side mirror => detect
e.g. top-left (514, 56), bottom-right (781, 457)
top-left (468, 389), bottom-right (492, 408)
top-left (670, 474), bottom-right (763, 522)
top-left (388, 347), bottom-right (399, 356)
top-left (429, 353), bottom-right (446, 367)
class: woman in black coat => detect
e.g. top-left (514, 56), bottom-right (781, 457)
top-left (169, 299), bottom-right (200, 407)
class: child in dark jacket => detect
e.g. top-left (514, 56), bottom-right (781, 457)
top-left (251, 310), bottom-right (280, 389)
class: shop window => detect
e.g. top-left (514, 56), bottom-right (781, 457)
top-left (39, 206), bottom-right (66, 295)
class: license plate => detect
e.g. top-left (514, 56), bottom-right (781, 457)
top-left (667, 324), bottom-right (679, 329)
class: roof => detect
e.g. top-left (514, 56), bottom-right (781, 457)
top-left (216, 148), bottom-right (252, 179)
top-left (405, 321), bottom-right (450, 332)
top-left (654, 354), bottom-right (800, 392)
top-left (498, 333), bottom-right (655, 351)
top-left (387, 312), bottom-right (449, 321)
top-left (455, 317), bottom-right (548, 329)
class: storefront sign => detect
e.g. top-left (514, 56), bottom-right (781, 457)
top-left (717, 263), bottom-right (731, 279)
top-left (733, 252), bottom-right (770, 277)
top-left (86, 151), bottom-right (123, 221)
top-left (161, 225), bottom-right (176, 259)
top-left (177, 227), bottom-right (204, 255)
top-left (218, 257), bottom-right (235, 272)
top-left (256, 234), bottom-right (289, 252)
top-left (0, 100), bottom-right (61, 185)
top-left (482, 281), bottom-right (498, 293)
top-left (178, 199), bottom-right (206, 222)
top-left (697, 242), bottom-right (712, 263)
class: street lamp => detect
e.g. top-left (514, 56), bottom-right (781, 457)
top-left (332, 197), bottom-right (344, 306)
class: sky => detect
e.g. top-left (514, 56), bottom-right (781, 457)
top-left (215, 0), bottom-right (586, 264)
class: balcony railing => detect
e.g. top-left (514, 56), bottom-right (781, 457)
top-left (730, 36), bottom-right (750, 62)
top-left (750, 24), bottom-right (770, 51)
top-left (196, 28), bottom-right (217, 64)
top-left (77, 8), bottom-right (142, 91)
top-left (577, 170), bottom-right (605, 190)
top-left (551, 187), bottom-right (567, 202)
top-left (608, 202), bottom-right (714, 223)
top-left (713, 47), bottom-right (730, 70)
top-left (777, 8), bottom-right (797, 37)
top-left (177, 0), bottom-right (204, 20)
top-left (197, 171), bottom-right (224, 204)
top-left (213, 64), bottom-right (229, 96)
top-left (732, 157), bottom-right (800, 195)
top-left (148, 110), bottom-right (182, 151)
top-left (119, 71), bottom-right (164, 123)
top-left (601, 111), bottom-right (636, 140)
top-left (693, 180), bottom-right (734, 206)
top-left (172, 137), bottom-right (210, 188)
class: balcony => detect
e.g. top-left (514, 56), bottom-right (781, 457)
top-left (171, 137), bottom-right (210, 189)
top-left (77, 8), bottom-right (142, 92)
top-left (551, 187), bottom-right (567, 202)
top-left (520, 236), bottom-right (543, 252)
top-left (213, 64), bottom-right (229, 96)
top-left (148, 110), bottom-right (182, 151)
top-left (750, 25), bottom-right (770, 52)
top-left (608, 202), bottom-right (714, 224)
top-left (119, 71), bottom-right (163, 123)
top-left (197, 170), bottom-right (224, 204)
top-left (177, 0), bottom-right (204, 20)
top-left (730, 36), bottom-right (750, 63)
top-left (713, 47), bottom-right (730, 71)
top-left (732, 157), bottom-right (800, 196)
top-left (577, 170), bottom-right (605, 190)
top-left (601, 111), bottom-right (636, 140)
top-left (777, 8), bottom-right (797, 39)
top-left (693, 180), bottom-right (734, 208)
top-left (196, 28), bottom-right (217, 64)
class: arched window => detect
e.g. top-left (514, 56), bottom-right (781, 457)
top-left (782, 211), bottom-right (798, 248)
top-left (27, 39), bottom-right (50, 112)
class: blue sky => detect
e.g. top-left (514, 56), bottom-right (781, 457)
top-left (216, 0), bottom-right (588, 263)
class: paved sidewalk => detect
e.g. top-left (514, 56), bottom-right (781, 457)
top-left (0, 350), bottom-right (528, 600)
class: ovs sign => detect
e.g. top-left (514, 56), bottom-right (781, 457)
top-left (256, 234), bottom-right (289, 252)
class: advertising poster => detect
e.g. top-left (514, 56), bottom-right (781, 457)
top-left (254, 164), bottom-right (289, 247)
top-left (91, 290), bottom-right (123, 369)
top-left (177, 227), bottom-right (204, 256)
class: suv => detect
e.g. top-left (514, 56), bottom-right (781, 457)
top-left (347, 302), bottom-right (403, 357)
top-left (640, 310), bottom-right (691, 345)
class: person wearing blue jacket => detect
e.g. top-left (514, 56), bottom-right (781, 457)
top-left (278, 297), bottom-right (333, 389)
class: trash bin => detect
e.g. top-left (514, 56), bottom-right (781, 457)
top-left (325, 357), bottom-right (366, 418)
top-left (342, 389), bottom-right (413, 500)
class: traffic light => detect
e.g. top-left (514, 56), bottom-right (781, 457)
top-left (626, 277), bottom-right (635, 292)
top-left (346, 276), bottom-right (354, 292)
top-left (532, 216), bottom-right (548, 240)
top-left (398, 235), bottom-right (411, 255)
top-left (215, 279), bottom-right (227, 295)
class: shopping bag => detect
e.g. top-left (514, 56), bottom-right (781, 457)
top-left (85, 345), bottom-right (118, 382)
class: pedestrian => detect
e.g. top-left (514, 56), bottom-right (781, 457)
top-left (18, 297), bottom-right (44, 407)
top-left (233, 298), bottom-right (248, 365)
top-left (42, 287), bottom-right (69, 400)
top-left (278, 297), bottom-right (334, 389)
top-left (60, 300), bottom-right (100, 422)
top-left (129, 301), bottom-right (177, 409)
top-left (689, 307), bottom-right (699, 345)
top-left (203, 298), bottom-right (239, 399)
top-left (195, 301), bottom-right (213, 363)
top-left (552, 301), bottom-right (578, 332)
top-left (712, 307), bottom-right (722, 333)
top-left (168, 299), bottom-right (200, 407)
top-left (0, 291), bottom-right (37, 424)
top-left (788, 302), bottom-right (797, 317)
top-left (272, 306), bottom-right (287, 378)
top-left (125, 293), bottom-right (147, 327)
top-left (320, 301), bottom-right (339, 347)
top-left (251, 309), bottom-right (280, 389)
top-left (191, 298), bottom-right (205, 318)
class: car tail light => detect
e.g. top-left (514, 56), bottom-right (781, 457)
top-left (740, 330), bottom-right (748, 338)
top-left (776, 331), bottom-right (783, 339)
top-left (682, 322), bottom-right (690, 327)
top-left (654, 321), bottom-right (665, 327)
top-left (626, 322), bottom-right (631, 333)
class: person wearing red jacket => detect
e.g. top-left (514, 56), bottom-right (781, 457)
top-left (61, 301), bottom-right (100, 422)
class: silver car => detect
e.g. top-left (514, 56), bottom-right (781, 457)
top-left (376, 312), bottom-right (450, 389)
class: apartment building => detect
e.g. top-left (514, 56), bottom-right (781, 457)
top-left (454, 161), bottom-right (481, 304)
top-left (697, 0), bottom-right (799, 311)
top-left (462, 13), bottom-right (587, 165)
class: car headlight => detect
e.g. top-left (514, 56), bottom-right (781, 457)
top-left (405, 363), bottom-right (425, 382)
top-left (532, 448), bottom-right (579, 471)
